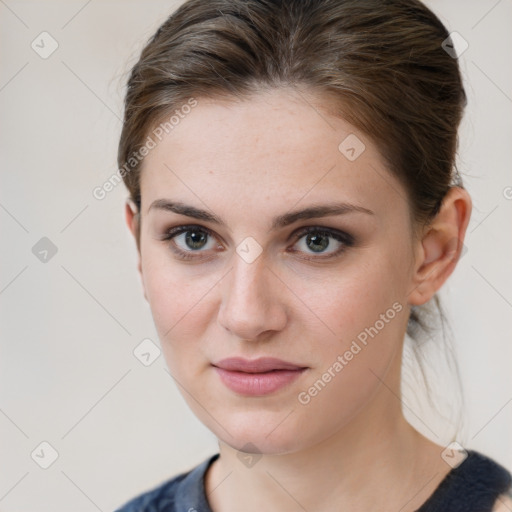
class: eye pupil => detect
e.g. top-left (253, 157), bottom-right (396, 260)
top-left (185, 231), bottom-right (208, 250)
top-left (306, 233), bottom-right (329, 253)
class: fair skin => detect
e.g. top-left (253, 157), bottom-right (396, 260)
top-left (125, 87), bottom-right (489, 511)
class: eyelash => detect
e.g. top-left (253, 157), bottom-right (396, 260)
top-left (161, 224), bottom-right (355, 262)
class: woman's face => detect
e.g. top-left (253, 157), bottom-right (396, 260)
top-left (129, 88), bottom-right (422, 454)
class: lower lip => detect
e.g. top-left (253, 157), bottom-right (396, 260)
top-left (213, 367), bottom-right (307, 396)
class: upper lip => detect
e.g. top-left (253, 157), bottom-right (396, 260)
top-left (212, 357), bottom-right (307, 373)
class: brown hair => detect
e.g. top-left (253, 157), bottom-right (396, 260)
top-left (117, 0), bottom-right (467, 343)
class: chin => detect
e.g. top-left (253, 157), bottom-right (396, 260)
top-left (205, 408), bottom-right (317, 455)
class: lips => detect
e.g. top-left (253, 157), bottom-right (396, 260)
top-left (213, 357), bottom-right (305, 373)
top-left (212, 357), bottom-right (308, 396)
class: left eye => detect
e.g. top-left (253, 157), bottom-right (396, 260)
top-left (162, 225), bottom-right (354, 260)
top-left (291, 227), bottom-right (352, 257)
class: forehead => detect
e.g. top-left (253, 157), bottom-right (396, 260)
top-left (139, 88), bottom-right (408, 222)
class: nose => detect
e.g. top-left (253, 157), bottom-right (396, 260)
top-left (217, 252), bottom-right (287, 341)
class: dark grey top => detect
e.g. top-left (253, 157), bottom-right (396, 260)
top-left (115, 450), bottom-right (512, 512)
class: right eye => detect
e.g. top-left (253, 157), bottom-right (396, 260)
top-left (162, 225), bottom-right (223, 261)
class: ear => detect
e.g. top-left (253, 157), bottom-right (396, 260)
top-left (408, 186), bottom-right (472, 306)
top-left (124, 198), bottom-right (148, 302)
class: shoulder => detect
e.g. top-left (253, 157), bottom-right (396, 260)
top-left (114, 471), bottom-right (187, 512)
top-left (460, 451), bottom-right (512, 512)
top-left (419, 450), bottom-right (512, 512)
top-left (114, 454), bottom-right (219, 512)
top-left (492, 493), bottom-right (512, 511)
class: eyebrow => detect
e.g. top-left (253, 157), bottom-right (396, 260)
top-left (148, 199), bottom-right (374, 230)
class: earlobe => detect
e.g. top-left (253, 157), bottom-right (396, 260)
top-left (408, 187), bottom-right (472, 306)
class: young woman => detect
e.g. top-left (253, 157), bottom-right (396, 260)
top-left (115, 0), bottom-right (511, 510)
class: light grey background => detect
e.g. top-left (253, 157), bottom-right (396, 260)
top-left (1, 1), bottom-right (511, 510)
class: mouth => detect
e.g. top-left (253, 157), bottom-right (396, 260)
top-left (212, 357), bottom-right (308, 396)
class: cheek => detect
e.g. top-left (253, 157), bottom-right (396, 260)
top-left (142, 258), bottom-right (182, 334)
top-left (296, 253), bottom-right (408, 395)
top-left (306, 255), bottom-right (407, 344)
top-left (291, 271), bottom-right (407, 444)
top-left (140, 248), bottom-right (210, 346)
